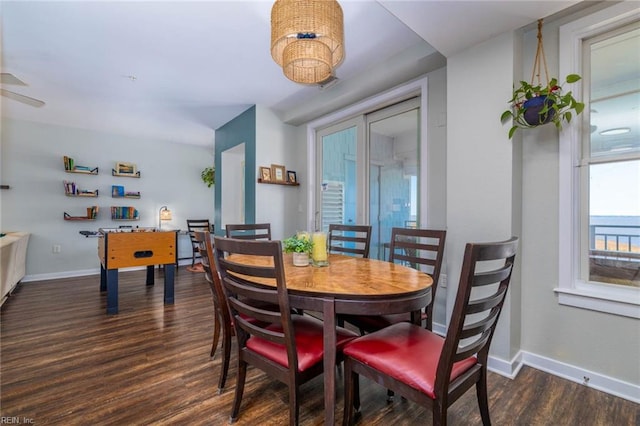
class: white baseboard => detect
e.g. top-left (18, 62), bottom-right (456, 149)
top-left (487, 350), bottom-right (639, 404)
top-left (21, 260), bottom-right (192, 284)
top-left (432, 321), bottom-right (638, 404)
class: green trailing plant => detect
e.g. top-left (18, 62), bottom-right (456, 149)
top-left (501, 74), bottom-right (585, 139)
top-left (283, 234), bottom-right (314, 254)
top-left (201, 166), bottom-right (215, 187)
top-left (501, 19), bottom-right (584, 139)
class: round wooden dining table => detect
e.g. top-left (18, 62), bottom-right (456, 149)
top-left (232, 252), bottom-right (433, 425)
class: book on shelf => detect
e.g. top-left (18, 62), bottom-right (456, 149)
top-left (112, 185), bottom-right (125, 197)
top-left (63, 180), bottom-right (76, 195)
top-left (63, 156), bottom-right (75, 171)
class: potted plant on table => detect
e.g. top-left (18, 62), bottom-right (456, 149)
top-left (283, 233), bottom-right (314, 267)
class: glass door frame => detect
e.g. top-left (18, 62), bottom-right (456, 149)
top-left (305, 76), bottom-right (430, 234)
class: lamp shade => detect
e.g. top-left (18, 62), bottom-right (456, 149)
top-left (271, 0), bottom-right (344, 84)
top-left (158, 206), bottom-right (172, 230)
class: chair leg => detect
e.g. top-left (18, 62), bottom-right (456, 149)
top-left (218, 327), bottom-right (233, 393)
top-left (210, 313), bottom-right (221, 358)
top-left (433, 401), bottom-right (447, 426)
top-left (288, 380), bottom-right (300, 426)
top-left (229, 359), bottom-right (247, 423)
top-left (343, 360), bottom-right (358, 426)
top-left (476, 368), bottom-right (491, 425)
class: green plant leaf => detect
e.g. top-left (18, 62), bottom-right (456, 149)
top-left (500, 110), bottom-right (513, 123)
top-left (508, 126), bottom-right (517, 139)
top-left (565, 74), bottom-right (582, 83)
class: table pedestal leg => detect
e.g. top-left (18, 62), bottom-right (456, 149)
top-left (322, 298), bottom-right (336, 426)
top-left (164, 264), bottom-right (175, 304)
top-left (106, 269), bottom-right (119, 315)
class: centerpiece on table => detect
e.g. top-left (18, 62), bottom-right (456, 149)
top-left (283, 232), bottom-right (314, 267)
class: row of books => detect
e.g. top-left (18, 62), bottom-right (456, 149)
top-left (110, 206), bottom-right (139, 220)
top-left (87, 206), bottom-right (99, 219)
top-left (63, 180), bottom-right (98, 196)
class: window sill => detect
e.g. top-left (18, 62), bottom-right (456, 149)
top-left (554, 283), bottom-right (640, 319)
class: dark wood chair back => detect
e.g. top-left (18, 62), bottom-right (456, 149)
top-left (328, 224), bottom-right (372, 258)
top-left (213, 236), bottom-right (356, 425)
top-left (186, 219), bottom-right (211, 266)
top-left (193, 230), bottom-right (233, 393)
top-left (225, 223), bottom-right (271, 240)
top-left (342, 237), bottom-right (519, 426)
top-left (388, 227), bottom-right (446, 330)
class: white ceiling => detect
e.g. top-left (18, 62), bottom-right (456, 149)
top-left (1, 0), bottom-right (584, 147)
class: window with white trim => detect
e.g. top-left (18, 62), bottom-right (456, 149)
top-left (557, 2), bottom-right (640, 318)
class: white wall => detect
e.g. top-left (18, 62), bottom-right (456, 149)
top-left (518, 7), bottom-right (640, 389)
top-left (447, 31), bottom-right (521, 365)
top-left (254, 105), bottom-right (300, 240)
top-left (1, 118), bottom-right (214, 279)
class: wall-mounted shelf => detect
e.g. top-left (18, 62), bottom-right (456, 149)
top-left (257, 178), bottom-right (299, 187)
top-left (111, 185), bottom-right (140, 198)
top-left (112, 169), bottom-right (141, 178)
top-left (64, 181), bottom-right (98, 197)
top-left (65, 167), bottom-right (98, 175)
top-left (66, 192), bottom-right (99, 198)
top-left (64, 207), bottom-right (98, 221)
top-left (63, 155), bottom-right (98, 174)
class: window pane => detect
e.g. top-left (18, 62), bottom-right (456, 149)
top-left (588, 160), bottom-right (640, 287)
top-left (368, 108), bottom-right (419, 260)
top-left (589, 26), bottom-right (640, 157)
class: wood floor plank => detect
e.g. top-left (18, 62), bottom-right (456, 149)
top-left (1, 269), bottom-right (637, 425)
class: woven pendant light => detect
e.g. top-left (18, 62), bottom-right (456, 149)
top-left (271, 0), bottom-right (344, 84)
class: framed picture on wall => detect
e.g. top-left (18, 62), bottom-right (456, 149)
top-left (115, 162), bottom-right (137, 176)
top-left (271, 164), bottom-right (285, 182)
top-left (287, 171), bottom-right (297, 183)
top-left (260, 166), bottom-right (272, 182)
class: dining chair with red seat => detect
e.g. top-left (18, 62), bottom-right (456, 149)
top-left (213, 236), bottom-right (358, 426)
top-left (341, 228), bottom-right (446, 334)
top-left (193, 230), bottom-right (235, 393)
top-left (328, 224), bottom-right (372, 258)
top-left (342, 237), bottom-right (519, 426)
top-left (225, 223), bottom-right (271, 240)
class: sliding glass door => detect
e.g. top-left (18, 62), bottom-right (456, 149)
top-left (367, 99), bottom-right (420, 259)
top-left (316, 98), bottom-right (420, 259)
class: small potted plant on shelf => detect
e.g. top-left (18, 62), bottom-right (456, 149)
top-left (283, 232), bottom-right (314, 267)
top-left (501, 74), bottom-right (585, 139)
top-left (201, 166), bottom-right (215, 187)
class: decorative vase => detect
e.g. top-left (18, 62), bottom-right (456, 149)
top-left (523, 95), bottom-right (556, 125)
top-left (292, 252), bottom-right (310, 267)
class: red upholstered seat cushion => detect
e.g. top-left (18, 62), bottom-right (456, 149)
top-left (246, 315), bottom-right (358, 372)
top-left (343, 322), bottom-right (477, 398)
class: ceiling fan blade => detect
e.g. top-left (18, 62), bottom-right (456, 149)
top-left (1, 73), bottom-right (27, 86)
top-left (1, 89), bottom-right (45, 107)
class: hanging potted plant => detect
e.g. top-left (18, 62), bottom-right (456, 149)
top-left (201, 166), bottom-right (215, 187)
top-left (283, 233), bottom-right (314, 267)
top-left (500, 19), bottom-right (585, 139)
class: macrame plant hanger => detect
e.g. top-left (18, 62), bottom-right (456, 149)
top-left (531, 19), bottom-right (551, 90)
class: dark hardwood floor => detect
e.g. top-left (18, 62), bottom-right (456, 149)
top-left (1, 269), bottom-right (637, 425)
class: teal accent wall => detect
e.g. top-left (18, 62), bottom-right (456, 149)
top-left (214, 106), bottom-right (256, 235)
